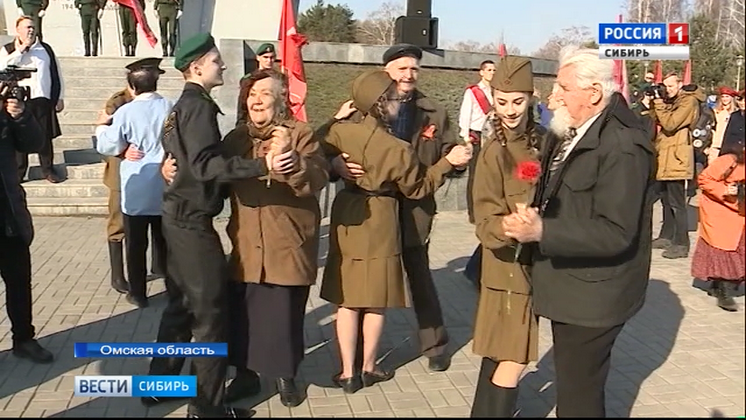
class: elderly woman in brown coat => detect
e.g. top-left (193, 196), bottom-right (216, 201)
top-left (320, 70), bottom-right (471, 394)
top-left (160, 69), bottom-right (328, 407)
top-left (469, 56), bottom-right (546, 418)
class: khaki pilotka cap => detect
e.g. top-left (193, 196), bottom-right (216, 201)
top-left (491, 56), bottom-right (534, 93)
top-left (351, 70), bottom-right (395, 114)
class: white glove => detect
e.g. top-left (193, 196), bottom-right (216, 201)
top-left (38, 9), bottom-right (45, 18)
top-left (98, 9), bottom-right (104, 19)
top-left (17, 8), bottom-right (23, 16)
top-left (176, 10), bottom-right (183, 19)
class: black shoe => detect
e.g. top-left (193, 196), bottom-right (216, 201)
top-left (186, 405), bottom-right (254, 418)
top-left (13, 339), bottom-right (53, 364)
top-left (332, 372), bottom-right (363, 394)
top-left (108, 241), bottom-right (129, 294)
top-left (225, 369), bottom-right (261, 403)
top-left (662, 245), bottom-right (688, 259)
top-left (126, 293), bottom-right (149, 308)
top-left (652, 238), bottom-right (672, 249)
top-left (428, 354), bottom-right (452, 372)
top-left (361, 367), bottom-right (395, 387)
top-left (140, 396), bottom-right (185, 407)
top-left (277, 377), bottom-right (303, 408)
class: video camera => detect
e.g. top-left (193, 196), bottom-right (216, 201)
top-left (644, 83), bottom-right (668, 101)
top-left (0, 65), bottom-right (36, 102)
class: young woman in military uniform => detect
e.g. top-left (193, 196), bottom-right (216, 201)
top-left (319, 70), bottom-right (471, 394)
top-left (469, 56), bottom-right (546, 418)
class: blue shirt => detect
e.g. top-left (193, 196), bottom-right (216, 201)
top-left (96, 92), bottom-right (172, 216)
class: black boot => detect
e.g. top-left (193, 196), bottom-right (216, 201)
top-left (486, 384), bottom-right (519, 418)
top-left (225, 369), bottom-right (261, 403)
top-left (108, 241), bottom-right (129, 294)
top-left (162, 43), bottom-right (169, 57)
top-left (277, 377), bottom-right (304, 408)
top-left (714, 280), bottom-right (738, 312)
top-left (470, 358), bottom-right (498, 417)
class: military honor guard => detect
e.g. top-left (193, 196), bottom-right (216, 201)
top-left (119, 0), bottom-right (145, 56)
top-left (155, 0), bottom-right (182, 57)
top-left (17, 0), bottom-right (48, 42)
top-left (75, 0), bottom-right (107, 57)
top-left (144, 33), bottom-right (288, 418)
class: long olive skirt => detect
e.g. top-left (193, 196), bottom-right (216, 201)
top-left (472, 286), bottom-right (539, 364)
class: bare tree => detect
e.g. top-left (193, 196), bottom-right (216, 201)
top-left (532, 26), bottom-right (595, 60)
top-left (355, 1), bottom-right (403, 45)
top-left (693, 0), bottom-right (745, 49)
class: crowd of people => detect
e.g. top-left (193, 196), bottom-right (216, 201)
top-left (0, 11), bottom-right (743, 419)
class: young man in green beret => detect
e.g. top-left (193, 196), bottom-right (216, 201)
top-left (143, 33), bottom-right (291, 418)
top-left (254, 43), bottom-right (276, 71)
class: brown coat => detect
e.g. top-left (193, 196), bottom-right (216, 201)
top-left (320, 89), bottom-right (464, 248)
top-left (224, 120), bottom-right (329, 286)
top-left (320, 115), bottom-right (454, 308)
top-left (650, 87), bottom-right (704, 181)
top-left (102, 89), bottom-right (134, 190)
top-left (471, 123), bottom-right (541, 362)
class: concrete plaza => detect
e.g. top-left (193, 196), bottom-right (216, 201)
top-left (0, 206), bottom-right (743, 417)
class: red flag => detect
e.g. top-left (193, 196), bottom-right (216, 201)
top-left (683, 60), bottom-right (692, 85)
top-left (654, 60), bottom-right (663, 83)
top-left (612, 14), bottom-right (630, 102)
top-left (113, 0), bottom-right (157, 48)
top-left (498, 30), bottom-right (507, 58)
top-left (279, 0), bottom-right (308, 122)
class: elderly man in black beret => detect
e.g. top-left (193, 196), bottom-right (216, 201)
top-left (322, 43), bottom-right (468, 373)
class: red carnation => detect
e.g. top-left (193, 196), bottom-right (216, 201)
top-left (515, 160), bottom-right (541, 184)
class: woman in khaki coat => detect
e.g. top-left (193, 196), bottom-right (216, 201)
top-left (320, 70), bottom-right (471, 394)
top-left (469, 56), bottom-right (546, 418)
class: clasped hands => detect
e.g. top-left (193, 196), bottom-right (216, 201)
top-left (502, 203), bottom-right (544, 244)
top-left (157, 126), bottom-right (299, 185)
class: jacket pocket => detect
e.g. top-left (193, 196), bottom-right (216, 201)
top-left (565, 265), bottom-right (616, 283)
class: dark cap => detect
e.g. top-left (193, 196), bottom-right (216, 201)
top-left (256, 43), bottom-right (275, 56)
top-left (125, 57), bottom-right (166, 74)
top-left (174, 32), bottom-right (216, 72)
top-left (382, 44), bottom-right (423, 65)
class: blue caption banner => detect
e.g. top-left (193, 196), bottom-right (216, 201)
top-left (74, 375), bottom-right (197, 397)
top-left (74, 342), bottom-right (228, 358)
top-left (598, 23), bottom-right (667, 45)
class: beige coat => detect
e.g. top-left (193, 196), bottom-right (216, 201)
top-left (224, 120), bottom-right (329, 286)
top-left (320, 115), bottom-right (454, 308)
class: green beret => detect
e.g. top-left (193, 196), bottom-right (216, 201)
top-left (174, 33), bottom-right (216, 72)
top-left (256, 43), bottom-right (275, 56)
top-left (491, 56), bottom-right (534, 93)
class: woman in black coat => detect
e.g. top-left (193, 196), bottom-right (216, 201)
top-left (719, 91), bottom-right (744, 156)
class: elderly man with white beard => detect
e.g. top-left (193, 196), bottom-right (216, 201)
top-left (502, 46), bottom-right (657, 417)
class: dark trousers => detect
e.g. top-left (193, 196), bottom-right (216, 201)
top-left (657, 180), bottom-right (690, 248)
top-left (158, 9), bottom-right (178, 54)
top-left (148, 217), bottom-right (229, 411)
top-left (123, 214), bottom-right (166, 299)
top-left (551, 321), bottom-right (624, 417)
top-left (229, 282), bottom-right (310, 379)
top-left (118, 7), bottom-right (137, 49)
top-left (0, 234), bottom-right (35, 344)
top-left (466, 131), bottom-right (482, 224)
top-left (17, 98), bottom-right (55, 181)
top-left (80, 13), bottom-right (100, 56)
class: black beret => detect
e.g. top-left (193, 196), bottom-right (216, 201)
top-left (382, 44), bottom-right (423, 64)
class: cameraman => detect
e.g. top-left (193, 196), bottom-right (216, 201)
top-left (649, 73), bottom-right (703, 260)
top-left (0, 81), bottom-right (54, 363)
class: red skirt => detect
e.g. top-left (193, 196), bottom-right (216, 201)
top-left (691, 230), bottom-right (746, 281)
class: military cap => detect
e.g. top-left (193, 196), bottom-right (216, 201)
top-left (491, 56), bottom-right (534, 93)
top-left (256, 43), bottom-right (275, 56)
top-left (125, 57), bottom-right (166, 74)
top-left (382, 44), bottom-right (423, 64)
top-left (174, 33), bottom-right (216, 72)
top-left (351, 70), bottom-right (395, 114)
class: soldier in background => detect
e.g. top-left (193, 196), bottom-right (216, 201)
top-left (16, 0), bottom-right (48, 42)
top-left (119, 0), bottom-right (145, 56)
top-left (155, 0), bottom-right (182, 57)
top-left (101, 57), bottom-right (167, 295)
top-left (75, 0), bottom-right (107, 57)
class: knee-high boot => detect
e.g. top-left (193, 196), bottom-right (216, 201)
top-left (486, 384), bottom-right (519, 417)
top-left (108, 241), bottom-right (129, 294)
top-left (470, 357), bottom-right (498, 417)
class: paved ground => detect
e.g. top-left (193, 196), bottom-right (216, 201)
top-left (0, 204), bottom-right (743, 418)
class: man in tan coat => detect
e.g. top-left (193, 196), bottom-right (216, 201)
top-left (649, 72), bottom-right (702, 259)
top-left (326, 44), bottom-right (468, 372)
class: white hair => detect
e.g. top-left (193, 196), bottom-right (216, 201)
top-left (558, 45), bottom-right (616, 104)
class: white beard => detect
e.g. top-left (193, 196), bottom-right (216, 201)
top-left (549, 106), bottom-right (573, 136)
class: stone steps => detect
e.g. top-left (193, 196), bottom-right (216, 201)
top-left (23, 179), bottom-right (109, 198)
top-left (26, 197), bottom-right (108, 216)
